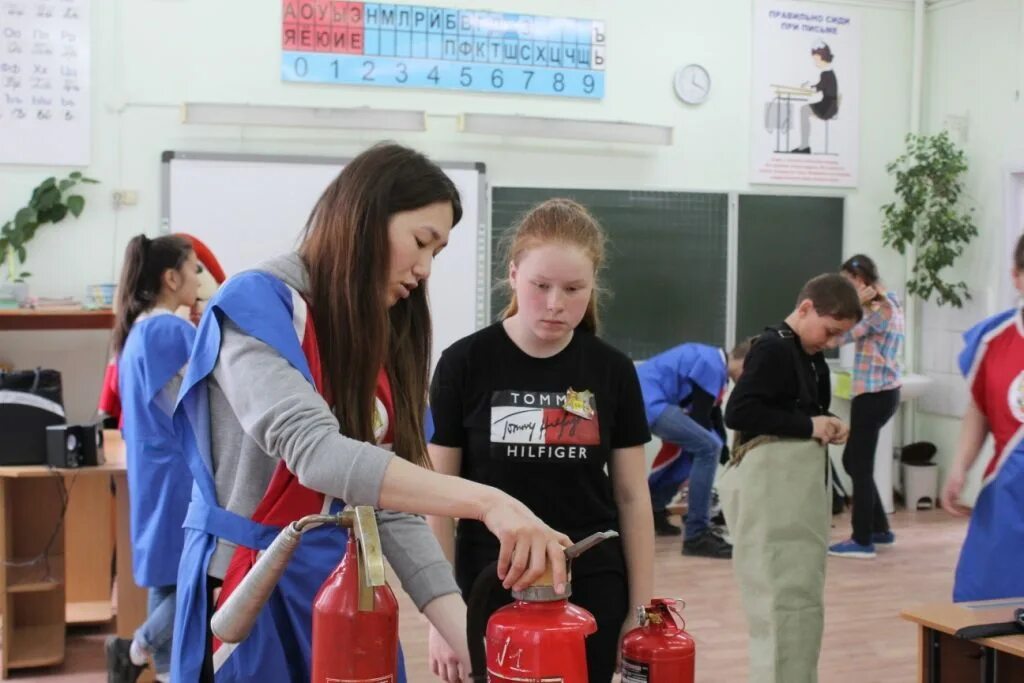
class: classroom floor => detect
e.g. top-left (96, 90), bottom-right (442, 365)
top-left (8, 507), bottom-right (965, 683)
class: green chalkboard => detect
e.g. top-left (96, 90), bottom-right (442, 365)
top-left (736, 195), bottom-right (845, 342)
top-left (491, 188), bottom-right (729, 359)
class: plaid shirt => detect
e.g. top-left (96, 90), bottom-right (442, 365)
top-left (841, 292), bottom-right (904, 396)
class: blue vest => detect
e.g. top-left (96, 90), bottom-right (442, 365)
top-left (118, 313), bottom-right (195, 587)
top-left (171, 272), bottom-right (407, 682)
top-left (952, 309), bottom-right (1024, 602)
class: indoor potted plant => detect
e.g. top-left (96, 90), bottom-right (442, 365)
top-left (0, 171), bottom-right (98, 307)
top-left (881, 131), bottom-right (978, 308)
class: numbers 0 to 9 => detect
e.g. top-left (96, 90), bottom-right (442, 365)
top-left (290, 56), bottom-right (598, 96)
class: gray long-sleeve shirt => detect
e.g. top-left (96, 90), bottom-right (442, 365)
top-left (205, 253), bottom-right (458, 610)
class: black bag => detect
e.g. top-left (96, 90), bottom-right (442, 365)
top-left (900, 441), bottom-right (937, 465)
top-left (955, 608), bottom-right (1024, 640)
top-left (0, 368), bottom-right (65, 466)
top-left (0, 367), bottom-right (63, 406)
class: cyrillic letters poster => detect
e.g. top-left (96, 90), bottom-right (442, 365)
top-left (751, 0), bottom-right (859, 187)
top-left (0, 0), bottom-right (91, 166)
top-left (281, 1), bottom-right (606, 99)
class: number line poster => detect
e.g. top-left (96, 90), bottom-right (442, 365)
top-left (281, 1), bottom-right (606, 99)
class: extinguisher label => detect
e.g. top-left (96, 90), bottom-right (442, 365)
top-left (487, 673), bottom-right (564, 682)
top-left (325, 677), bottom-right (393, 683)
top-left (621, 658), bottom-right (651, 682)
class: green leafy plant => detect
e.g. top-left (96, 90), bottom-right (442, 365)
top-left (881, 131), bottom-right (978, 308)
top-left (0, 171), bottom-right (99, 283)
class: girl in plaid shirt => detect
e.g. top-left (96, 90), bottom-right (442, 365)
top-left (828, 254), bottom-right (905, 558)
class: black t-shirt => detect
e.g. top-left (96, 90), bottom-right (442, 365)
top-left (724, 322), bottom-right (831, 446)
top-left (430, 322), bottom-right (650, 579)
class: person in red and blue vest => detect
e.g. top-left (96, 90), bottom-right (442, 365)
top-left (171, 143), bottom-right (571, 683)
top-left (942, 233), bottom-right (1024, 602)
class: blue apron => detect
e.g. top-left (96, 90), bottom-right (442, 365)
top-left (171, 272), bottom-right (407, 682)
top-left (118, 312), bottom-right (195, 587)
top-left (953, 309), bottom-right (1024, 602)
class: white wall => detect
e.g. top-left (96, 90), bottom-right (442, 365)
top-left (916, 0), bottom-right (1024, 501)
top-left (1, 0), bottom-right (915, 421)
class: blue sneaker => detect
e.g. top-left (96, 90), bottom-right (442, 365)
top-left (872, 531), bottom-right (896, 546)
top-left (828, 539), bottom-right (876, 558)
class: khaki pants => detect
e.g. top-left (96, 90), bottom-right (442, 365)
top-left (717, 438), bottom-right (831, 683)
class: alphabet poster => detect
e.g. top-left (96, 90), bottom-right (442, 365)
top-left (0, 0), bottom-right (90, 166)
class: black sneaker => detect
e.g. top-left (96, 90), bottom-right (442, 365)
top-left (682, 529), bottom-right (733, 559)
top-left (653, 509), bottom-right (681, 537)
top-left (685, 509), bottom-right (729, 530)
top-left (105, 636), bottom-right (146, 683)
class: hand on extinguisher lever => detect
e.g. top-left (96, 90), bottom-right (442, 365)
top-left (481, 495), bottom-right (572, 593)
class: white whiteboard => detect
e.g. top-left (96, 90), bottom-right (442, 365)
top-left (0, 0), bottom-right (91, 165)
top-left (161, 152), bottom-right (488, 371)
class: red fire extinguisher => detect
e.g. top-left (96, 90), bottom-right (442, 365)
top-left (467, 530), bottom-right (618, 683)
top-left (620, 598), bottom-right (696, 682)
top-left (211, 506), bottom-right (398, 682)
top-left (310, 507), bottom-right (398, 681)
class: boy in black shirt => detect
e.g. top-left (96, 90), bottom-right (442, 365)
top-left (721, 273), bottom-right (862, 683)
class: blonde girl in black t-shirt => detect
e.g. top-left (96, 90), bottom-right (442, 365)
top-left (425, 198), bottom-right (654, 683)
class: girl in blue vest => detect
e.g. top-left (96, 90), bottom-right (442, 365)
top-left (171, 143), bottom-right (570, 683)
top-left (105, 234), bottom-right (201, 683)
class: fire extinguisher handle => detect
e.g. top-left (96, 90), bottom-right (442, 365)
top-left (350, 505), bottom-right (387, 587)
top-left (565, 530), bottom-right (619, 559)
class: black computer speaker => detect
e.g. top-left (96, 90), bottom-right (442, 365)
top-left (45, 424), bottom-right (103, 469)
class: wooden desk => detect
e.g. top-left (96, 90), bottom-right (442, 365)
top-left (0, 308), bottom-right (114, 331)
top-left (0, 432), bottom-right (146, 679)
top-left (902, 600), bottom-right (1024, 683)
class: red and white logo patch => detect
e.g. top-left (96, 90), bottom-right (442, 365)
top-left (490, 390), bottom-right (600, 461)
